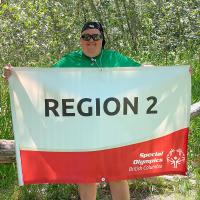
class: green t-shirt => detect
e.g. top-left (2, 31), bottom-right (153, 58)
top-left (53, 49), bottom-right (141, 68)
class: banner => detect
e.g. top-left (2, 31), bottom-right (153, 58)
top-left (9, 66), bottom-right (191, 185)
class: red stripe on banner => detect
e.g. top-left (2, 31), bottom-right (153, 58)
top-left (20, 128), bottom-right (188, 184)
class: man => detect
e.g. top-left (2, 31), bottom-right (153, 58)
top-left (53, 22), bottom-right (141, 200)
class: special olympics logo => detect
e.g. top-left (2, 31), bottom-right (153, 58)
top-left (167, 149), bottom-right (185, 168)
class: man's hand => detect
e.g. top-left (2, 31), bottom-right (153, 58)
top-left (2, 64), bottom-right (13, 81)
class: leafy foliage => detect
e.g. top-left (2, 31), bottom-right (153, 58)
top-left (0, 0), bottom-right (199, 67)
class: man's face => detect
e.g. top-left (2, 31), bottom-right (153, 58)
top-left (80, 28), bottom-right (103, 58)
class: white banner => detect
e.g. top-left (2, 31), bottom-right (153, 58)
top-left (9, 66), bottom-right (191, 185)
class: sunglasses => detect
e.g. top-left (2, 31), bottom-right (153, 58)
top-left (81, 34), bottom-right (103, 41)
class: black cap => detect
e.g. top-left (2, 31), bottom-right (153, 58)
top-left (81, 22), bottom-right (105, 48)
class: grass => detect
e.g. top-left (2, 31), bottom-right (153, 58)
top-left (0, 51), bottom-right (200, 199)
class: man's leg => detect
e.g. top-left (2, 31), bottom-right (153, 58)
top-left (78, 183), bottom-right (97, 200)
top-left (109, 180), bottom-right (130, 200)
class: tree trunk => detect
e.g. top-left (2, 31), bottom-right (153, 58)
top-left (191, 101), bottom-right (200, 119)
top-left (122, 0), bottom-right (138, 51)
top-left (0, 140), bottom-right (15, 163)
